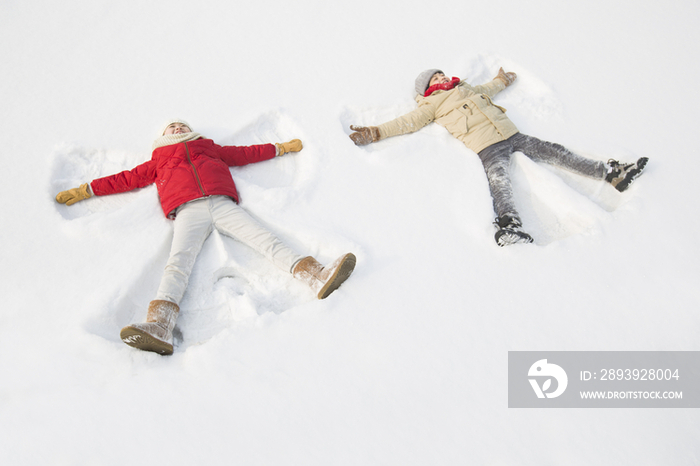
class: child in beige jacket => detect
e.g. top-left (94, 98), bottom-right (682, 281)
top-left (350, 68), bottom-right (648, 246)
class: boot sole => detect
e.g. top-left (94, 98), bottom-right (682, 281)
top-left (496, 229), bottom-right (534, 247)
top-left (318, 253), bottom-right (356, 299)
top-left (615, 157), bottom-right (648, 192)
top-left (120, 326), bottom-right (174, 355)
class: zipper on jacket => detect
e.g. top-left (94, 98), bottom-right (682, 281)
top-left (184, 142), bottom-right (206, 196)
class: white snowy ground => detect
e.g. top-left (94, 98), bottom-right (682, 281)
top-left (1, 0), bottom-right (699, 464)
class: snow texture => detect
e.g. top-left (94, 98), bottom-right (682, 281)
top-left (1, 0), bottom-right (699, 464)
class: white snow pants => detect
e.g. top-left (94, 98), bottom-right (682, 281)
top-left (156, 195), bottom-right (304, 304)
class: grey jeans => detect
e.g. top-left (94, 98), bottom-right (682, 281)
top-left (477, 133), bottom-right (607, 221)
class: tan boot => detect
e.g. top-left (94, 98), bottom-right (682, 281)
top-left (293, 253), bottom-right (356, 299)
top-left (120, 300), bottom-right (180, 355)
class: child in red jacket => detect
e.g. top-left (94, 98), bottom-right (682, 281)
top-left (56, 119), bottom-right (356, 355)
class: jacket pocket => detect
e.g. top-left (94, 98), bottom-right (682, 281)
top-left (480, 94), bottom-right (507, 113)
top-left (440, 106), bottom-right (470, 136)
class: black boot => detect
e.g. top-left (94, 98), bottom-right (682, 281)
top-left (494, 215), bottom-right (533, 247)
top-left (605, 157), bottom-right (649, 192)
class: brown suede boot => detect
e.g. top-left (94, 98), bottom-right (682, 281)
top-left (293, 253), bottom-right (356, 299)
top-left (120, 300), bottom-right (180, 355)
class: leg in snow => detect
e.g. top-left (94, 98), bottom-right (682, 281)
top-left (478, 138), bottom-right (534, 246)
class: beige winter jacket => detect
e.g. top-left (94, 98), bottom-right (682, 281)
top-left (376, 78), bottom-right (519, 154)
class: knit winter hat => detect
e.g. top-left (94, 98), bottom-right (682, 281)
top-left (159, 118), bottom-right (192, 136)
top-left (415, 69), bottom-right (443, 95)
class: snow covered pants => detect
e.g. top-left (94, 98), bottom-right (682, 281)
top-left (477, 133), bottom-right (607, 221)
top-left (156, 195), bottom-right (304, 304)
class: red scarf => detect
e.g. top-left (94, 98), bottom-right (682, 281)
top-left (424, 77), bottom-right (461, 97)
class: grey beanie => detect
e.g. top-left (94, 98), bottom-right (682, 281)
top-left (415, 69), bottom-right (443, 95)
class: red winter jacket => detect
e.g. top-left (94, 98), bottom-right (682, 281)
top-left (90, 138), bottom-right (276, 218)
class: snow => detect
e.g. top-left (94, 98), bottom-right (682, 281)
top-left (1, 0), bottom-right (699, 464)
